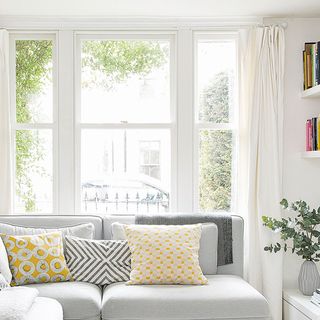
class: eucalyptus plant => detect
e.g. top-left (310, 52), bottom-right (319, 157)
top-left (262, 199), bottom-right (320, 261)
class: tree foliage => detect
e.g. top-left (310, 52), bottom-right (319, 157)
top-left (199, 71), bottom-right (231, 123)
top-left (16, 40), bottom-right (53, 212)
top-left (199, 72), bottom-right (233, 211)
top-left (81, 40), bottom-right (167, 88)
top-left (16, 39), bottom-right (167, 212)
top-left (263, 199), bottom-right (320, 261)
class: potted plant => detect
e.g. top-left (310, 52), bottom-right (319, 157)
top-left (262, 199), bottom-right (320, 295)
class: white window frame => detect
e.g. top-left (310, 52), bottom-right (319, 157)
top-left (74, 32), bottom-right (178, 213)
top-left (7, 24), bottom-right (243, 215)
top-left (9, 32), bottom-right (59, 214)
top-left (193, 32), bottom-right (239, 213)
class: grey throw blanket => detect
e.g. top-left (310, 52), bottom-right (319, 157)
top-left (135, 212), bottom-right (233, 266)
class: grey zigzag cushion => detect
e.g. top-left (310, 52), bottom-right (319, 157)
top-left (65, 236), bottom-right (131, 285)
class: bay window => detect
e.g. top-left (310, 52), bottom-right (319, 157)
top-left (9, 29), bottom-right (238, 215)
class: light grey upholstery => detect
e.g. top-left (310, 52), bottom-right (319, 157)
top-left (102, 275), bottom-right (270, 320)
top-left (0, 215), bottom-right (103, 239)
top-left (27, 297), bottom-right (63, 320)
top-left (103, 215), bottom-right (244, 277)
top-left (0, 214), bottom-right (265, 320)
top-left (26, 282), bottom-right (102, 320)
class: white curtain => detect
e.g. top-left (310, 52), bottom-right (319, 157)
top-left (0, 29), bottom-right (12, 215)
top-left (239, 25), bottom-right (285, 320)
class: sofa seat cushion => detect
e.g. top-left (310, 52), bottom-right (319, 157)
top-left (27, 297), bottom-right (63, 320)
top-left (102, 275), bottom-right (270, 320)
top-left (26, 281), bottom-right (101, 320)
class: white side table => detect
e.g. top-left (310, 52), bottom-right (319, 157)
top-left (283, 289), bottom-right (320, 320)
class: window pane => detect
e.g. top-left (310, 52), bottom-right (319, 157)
top-left (196, 40), bottom-right (235, 123)
top-left (81, 40), bottom-right (170, 123)
top-left (16, 40), bottom-right (53, 123)
top-left (15, 130), bottom-right (53, 213)
top-left (199, 130), bottom-right (232, 212)
top-left (81, 129), bottom-right (170, 214)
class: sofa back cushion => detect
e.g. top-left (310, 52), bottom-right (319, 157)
top-left (0, 216), bottom-right (103, 240)
top-left (0, 222), bottom-right (95, 239)
top-left (0, 273), bottom-right (9, 290)
top-left (0, 239), bottom-right (12, 284)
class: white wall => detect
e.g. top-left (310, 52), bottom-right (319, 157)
top-left (1, 0), bottom-right (320, 17)
top-left (264, 17), bottom-right (320, 288)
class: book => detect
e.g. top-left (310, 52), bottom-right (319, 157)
top-left (313, 118), bottom-right (318, 150)
top-left (317, 42), bottom-right (320, 85)
top-left (306, 119), bottom-right (312, 151)
top-left (313, 294), bottom-right (320, 303)
top-left (311, 297), bottom-right (320, 307)
top-left (307, 54), bottom-right (312, 88)
top-left (311, 43), bottom-right (317, 87)
top-left (312, 44), bottom-right (316, 87)
top-left (311, 118), bottom-right (314, 150)
top-left (305, 117), bottom-right (320, 151)
top-left (311, 291), bottom-right (320, 307)
top-left (316, 117), bottom-right (320, 150)
top-left (303, 50), bottom-right (307, 90)
top-left (305, 42), bottom-right (316, 88)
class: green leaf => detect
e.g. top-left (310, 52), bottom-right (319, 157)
top-left (280, 198), bottom-right (288, 209)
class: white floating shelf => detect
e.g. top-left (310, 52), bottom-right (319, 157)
top-left (301, 85), bottom-right (320, 98)
top-left (301, 151), bottom-right (320, 158)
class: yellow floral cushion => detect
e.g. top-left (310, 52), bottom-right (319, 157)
top-left (1, 232), bottom-right (72, 286)
top-left (124, 224), bottom-right (208, 285)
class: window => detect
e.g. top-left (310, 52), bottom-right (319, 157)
top-left (194, 35), bottom-right (237, 213)
top-left (11, 34), bottom-right (56, 214)
top-left (9, 29), bottom-right (238, 215)
top-left (139, 141), bottom-right (161, 180)
top-left (77, 35), bottom-right (174, 214)
top-left (80, 38), bottom-right (171, 123)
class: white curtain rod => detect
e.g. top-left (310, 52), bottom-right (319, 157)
top-left (259, 22), bottom-right (288, 29)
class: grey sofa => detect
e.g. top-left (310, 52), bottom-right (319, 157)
top-left (0, 215), bottom-right (270, 320)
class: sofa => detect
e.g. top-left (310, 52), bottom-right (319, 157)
top-left (27, 297), bottom-right (63, 320)
top-left (0, 215), bottom-right (270, 320)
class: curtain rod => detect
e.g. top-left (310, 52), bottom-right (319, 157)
top-left (259, 22), bottom-right (288, 29)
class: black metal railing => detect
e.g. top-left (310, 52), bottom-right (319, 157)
top-left (82, 189), bottom-right (169, 213)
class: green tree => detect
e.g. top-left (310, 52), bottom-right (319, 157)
top-left (16, 40), bottom-right (53, 212)
top-left (199, 72), bottom-right (233, 211)
top-left (82, 40), bottom-right (167, 88)
top-left (16, 40), bottom-right (167, 212)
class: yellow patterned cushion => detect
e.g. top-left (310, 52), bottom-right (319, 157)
top-left (124, 224), bottom-right (208, 285)
top-left (1, 232), bottom-right (72, 286)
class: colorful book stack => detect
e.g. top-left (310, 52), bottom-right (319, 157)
top-left (311, 289), bottom-right (320, 307)
top-left (303, 42), bottom-right (320, 90)
top-left (306, 117), bottom-right (320, 151)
